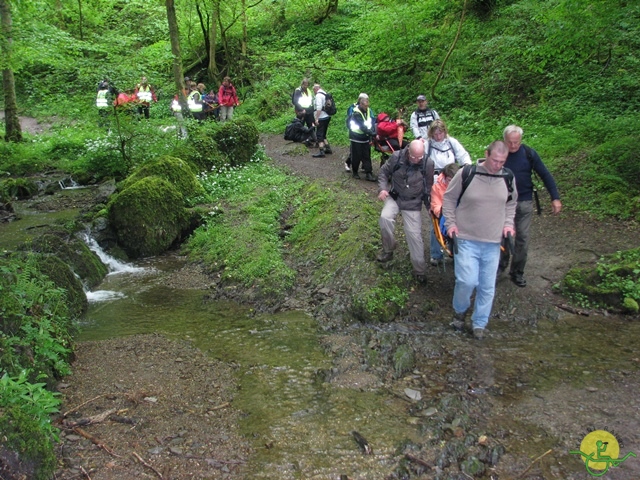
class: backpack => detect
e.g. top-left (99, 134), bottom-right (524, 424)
top-left (458, 163), bottom-right (515, 204)
top-left (284, 122), bottom-right (296, 141)
top-left (321, 91), bottom-right (337, 116)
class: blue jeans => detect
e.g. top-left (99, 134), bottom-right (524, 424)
top-left (430, 227), bottom-right (442, 260)
top-left (453, 239), bottom-right (501, 329)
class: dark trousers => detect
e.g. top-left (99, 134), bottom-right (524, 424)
top-left (303, 111), bottom-right (315, 129)
top-left (499, 200), bottom-right (534, 275)
top-left (350, 141), bottom-right (372, 174)
top-left (137, 105), bottom-right (150, 119)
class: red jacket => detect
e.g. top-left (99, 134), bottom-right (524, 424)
top-left (218, 83), bottom-right (239, 107)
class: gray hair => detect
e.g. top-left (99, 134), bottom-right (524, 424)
top-left (503, 125), bottom-right (523, 139)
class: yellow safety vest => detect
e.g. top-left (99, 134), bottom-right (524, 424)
top-left (96, 89), bottom-right (109, 108)
top-left (137, 85), bottom-right (153, 102)
top-left (188, 91), bottom-right (203, 112)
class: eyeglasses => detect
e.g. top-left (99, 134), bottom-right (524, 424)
top-left (409, 154), bottom-right (423, 161)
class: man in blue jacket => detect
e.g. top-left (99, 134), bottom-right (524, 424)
top-left (500, 125), bottom-right (562, 287)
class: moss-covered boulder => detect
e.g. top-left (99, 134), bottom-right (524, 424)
top-left (559, 247), bottom-right (640, 312)
top-left (120, 155), bottom-right (204, 204)
top-left (25, 230), bottom-right (108, 289)
top-left (0, 178), bottom-right (39, 202)
top-left (213, 117), bottom-right (259, 166)
top-left (36, 254), bottom-right (88, 319)
top-left (108, 176), bottom-right (187, 258)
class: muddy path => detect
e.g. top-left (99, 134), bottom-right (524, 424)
top-left (49, 134), bottom-right (640, 480)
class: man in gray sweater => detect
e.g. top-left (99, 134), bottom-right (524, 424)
top-left (442, 140), bottom-right (517, 339)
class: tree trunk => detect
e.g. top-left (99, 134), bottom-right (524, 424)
top-left (195, 0), bottom-right (209, 67)
top-left (207, 0), bottom-right (219, 80)
top-left (0, 0), bottom-right (22, 142)
top-left (165, 0), bottom-right (189, 114)
top-left (241, 0), bottom-right (247, 57)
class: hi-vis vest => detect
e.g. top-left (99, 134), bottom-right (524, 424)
top-left (96, 89), bottom-right (109, 108)
top-left (171, 98), bottom-right (181, 112)
top-left (349, 107), bottom-right (372, 134)
top-left (187, 91), bottom-right (203, 112)
top-left (137, 85), bottom-right (153, 102)
top-left (297, 89), bottom-right (313, 109)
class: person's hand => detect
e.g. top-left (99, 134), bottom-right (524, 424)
top-left (447, 225), bottom-right (458, 238)
top-left (551, 199), bottom-right (562, 215)
top-left (378, 190), bottom-right (388, 201)
top-left (503, 226), bottom-right (515, 237)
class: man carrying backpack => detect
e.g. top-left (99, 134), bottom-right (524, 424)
top-left (292, 78), bottom-right (314, 129)
top-left (442, 140), bottom-right (517, 340)
top-left (500, 125), bottom-right (562, 287)
top-left (284, 107), bottom-right (317, 145)
top-left (410, 95), bottom-right (440, 142)
top-left (311, 83), bottom-right (334, 158)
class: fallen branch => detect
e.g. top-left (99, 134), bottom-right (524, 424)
top-left (517, 448), bottom-right (553, 478)
top-left (63, 394), bottom-right (109, 418)
top-left (64, 408), bottom-right (117, 428)
top-left (555, 304), bottom-right (590, 316)
top-left (405, 453), bottom-right (433, 470)
top-left (80, 465), bottom-right (92, 479)
top-left (133, 451), bottom-right (165, 479)
top-left (208, 401), bottom-right (230, 411)
top-left (73, 427), bottom-right (122, 458)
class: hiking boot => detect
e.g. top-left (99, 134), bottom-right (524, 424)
top-left (344, 162), bottom-right (351, 172)
top-left (352, 172), bottom-right (361, 179)
top-left (324, 146), bottom-right (333, 154)
top-left (376, 250), bottom-right (393, 263)
top-left (312, 150), bottom-right (326, 158)
top-left (414, 273), bottom-right (427, 284)
top-left (365, 172), bottom-right (376, 182)
top-left (473, 328), bottom-right (485, 340)
top-left (510, 273), bottom-right (527, 287)
top-left (304, 139), bottom-right (313, 147)
top-left (450, 310), bottom-right (467, 332)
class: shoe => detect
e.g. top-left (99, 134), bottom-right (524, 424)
top-left (352, 173), bottom-right (361, 179)
top-left (450, 311), bottom-right (467, 332)
top-left (303, 139), bottom-right (313, 147)
top-left (473, 328), bottom-right (485, 340)
top-left (510, 273), bottom-right (527, 287)
top-left (430, 257), bottom-right (442, 266)
top-left (344, 162), bottom-right (351, 172)
top-left (365, 172), bottom-right (376, 182)
top-left (312, 151), bottom-right (326, 158)
top-left (324, 147), bottom-right (333, 155)
top-left (376, 251), bottom-right (393, 263)
top-left (414, 274), bottom-right (427, 284)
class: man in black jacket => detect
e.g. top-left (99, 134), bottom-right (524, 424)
top-left (376, 140), bottom-right (434, 283)
top-left (285, 108), bottom-right (317, 145)
top-left (348, 93), bottom-right (376, 181)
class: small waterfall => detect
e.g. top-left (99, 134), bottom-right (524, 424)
top-left (82, 233), bottom-right (147, 303)
top-left (59, 178), bottom-right (89, 190)
top-left (82, 233), bottom-right (145, 275)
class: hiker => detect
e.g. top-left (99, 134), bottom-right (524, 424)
top-left (187, 82), bottom-right (205, 121)
top-left (442, 140), bottom-right (517, 340)
top-left (134, 76), bottom-right (157, 119)
top-left (284, 107), bottom-right (317, 145)
top-left (96, 78), bottom-right (117, 127)
top-left (376, 140), bottom-right (434, 283)
top-left (426, 119), bottom-right (471, 265)
top-left (431, 162), bottom-right (461, 219)
top-left (348, 93), bottom-right (377, 182)
top-left (499, 125), bottom-right (562, 287)
top-left (203, 88), bottom-right (219, 120)
top-left (311, 83), bottom-right (333, 158)
top-left (218, 76), bottom-right (239, 121)
top-left (343, 98), bottom-right (359, 172)
top-left (410, 95), bottom-right (439, 141)
top-left (292, 78), bottom-right (314, 128)
top-left (375, 112), bottom-right (408, 152)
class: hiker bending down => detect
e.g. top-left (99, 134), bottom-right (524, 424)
top-left (376, 140), bottom-right (434, 284)
top-left (284, 108), bottom-right (317, 145)
top-left (499, 125), bottom-right (562, 288)
top-left (442, 140), bottom-right (517, 340)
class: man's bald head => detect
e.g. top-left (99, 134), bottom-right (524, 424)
top-left (408, 140), bottom-right (425, 163)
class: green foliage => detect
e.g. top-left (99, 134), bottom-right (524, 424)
top-left (559, 248), bottom-right (640, 312)
top-left (108, 176), bottom-right (188, 258)
top-left (187, 156), bottom-right (301, 299)
top-left (393, 345), bottom-right (415, 378)
top-left (0, 254), bottom-right (74, 382)
top-left (0, 178), bottom-right (39, 202)
top-left (354, 273), bottom-right (410, 322)
top-left (212, 117), bottom-right (260, 166)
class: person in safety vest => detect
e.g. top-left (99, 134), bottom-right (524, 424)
top-left (187, 82), bottom-right (206, 121)
top-left (348, 93), bottom-right (377, 182)
top-left (410, 95), bottom-right (440, 142)
top-left (133, 76), bottom-right (157, 119)
top-left (218, 76), bottom-right (239, 122)
top-left (292, 78), bottom-right (314, 129)
top-left (311, 83), bottom-right (333, 158)
top-left (96, 78), bottom-right (118, 127)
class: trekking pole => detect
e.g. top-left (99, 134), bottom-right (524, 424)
top-left (506, 231), bottom-right (515, 255)
top-left (533, 189), bottom-right (542, 215)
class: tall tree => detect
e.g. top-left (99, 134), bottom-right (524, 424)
top-left (166, 0), bottom-right (189, 113)
top-left (0, 0), bottom-right (22, 142)
top-left (207, 0), bottom-right (219, 79)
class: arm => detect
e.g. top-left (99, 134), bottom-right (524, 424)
top-left (450, 137), bottom-right (471, 165)
top-left (409, 112), bottom-right (421, 139)
top-left (377, 154), bottom-right (396, 199)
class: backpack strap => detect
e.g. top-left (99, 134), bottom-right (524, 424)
top-left (458, 164), bottom-right (514, 205)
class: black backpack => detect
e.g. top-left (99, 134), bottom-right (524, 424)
top-left (284, 122), bottom-right (296, 141)
top-left (458, 163), bottom-right (515, 204)
top-left (321, 91), bottom-right (337, 116)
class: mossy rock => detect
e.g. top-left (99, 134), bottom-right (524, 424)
top-left (0, 407), bottom-right (57, 480)
top-left (561, 267), bottom-right (621, 307)
top-left (212, 117), bottom-right (259, 166)
top-left (25, 230), bottom-right (108, 289)
top-left (181, 122), bottom-right (227, 172)
top-left (36, 254), bottom-right (88, 319)
top-left (108, 176), bottom-right (187, 258)
top-left (120, 155), bottom-right (204, 204)
top-left (0, 178), bottom-right (39, 202)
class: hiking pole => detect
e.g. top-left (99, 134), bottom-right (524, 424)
top-left (533, 188), bottom-right (542, 215)
top-left (506, 232), bottom-right (515, 256)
